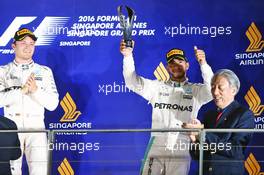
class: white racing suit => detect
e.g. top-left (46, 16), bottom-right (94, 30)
top-left (0, 60), bottom-right (59, 175)
top-left (123, 55), bottom-right (213, 175)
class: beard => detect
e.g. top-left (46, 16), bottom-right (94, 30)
top-left (167, 62), bottom-right (188, 81)
top-left (170, 66), bottom-right (186, 80)
top-left (171, 71), bottom-right (186, 80)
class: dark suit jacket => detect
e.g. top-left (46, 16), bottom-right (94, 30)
top-left (191, 100), bottom-right (255, 175)
top-left (0, 117), bottom-right (21, 175)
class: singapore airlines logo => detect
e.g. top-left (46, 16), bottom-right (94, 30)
top-left (245, 153), bottom-right (264, 175)
top-left (245, 86), bottom-right (264, 116)
top-left (60, 92), bottom-right (82, 122)
top-left (58, 158), bottom-right (74, 175)
top-left (154, 62), bottom-right (170, 82)
top-left (246, 22), bottom-right (264, 52)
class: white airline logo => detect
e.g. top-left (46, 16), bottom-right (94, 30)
top-left (0, 16), bottom-right (69, 46)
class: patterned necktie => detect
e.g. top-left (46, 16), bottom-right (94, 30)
top-left (215, 111), bottom-right (223, 126)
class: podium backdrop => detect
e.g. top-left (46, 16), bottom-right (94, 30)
top-left (0, 0), bottom-right (263, 174)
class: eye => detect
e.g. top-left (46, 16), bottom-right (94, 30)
top-left (218, 85), bottom-right (225, 91)
top-left (211, 86), bottom-right (216, 91)
top-left (168, 63), bottom-right (175, 67)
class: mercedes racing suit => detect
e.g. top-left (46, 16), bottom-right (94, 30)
top-left (0, 60), bottom-right (59, 175)
top-left (123, 55), bottom-right (213, 175)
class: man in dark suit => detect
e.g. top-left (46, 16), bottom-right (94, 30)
top-left (186, 69), bottom-right (255, 175)
top-left (0, 116), bottom-right (21, 175)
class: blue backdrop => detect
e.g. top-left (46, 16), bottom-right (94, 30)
top-left (0, 0), bottom-right (263, 174)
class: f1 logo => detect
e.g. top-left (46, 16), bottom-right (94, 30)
top-left (0, 17), bottom-right (36, 46)
top-left (0, 16), bottom-right (69, 46)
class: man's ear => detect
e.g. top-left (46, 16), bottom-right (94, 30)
top-left (166, 65), bottom-right (169, 71)
top-left (11, 43), bottom-right (15, 49)
top-left (231, 87), bottom-right (237, 95)
top-left (166, 65), bottom-right (172, 75)
top-left (186, 62), bottom-right (190, 70)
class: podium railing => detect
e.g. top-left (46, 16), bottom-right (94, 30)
top-left (0, 128), bottom-right (262, 175)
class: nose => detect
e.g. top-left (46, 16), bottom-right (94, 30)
top-left (25, 43), bottom-right (32, 47)
top-left (173, 62), bottom-right (184, 70)
top-left (211, 86), bottom-right (219, 97)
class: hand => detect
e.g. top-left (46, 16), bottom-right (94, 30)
top-left (24, 73), bottom-right (38, 93)
top-left (189, 131), bottom-right (200, 142)
top-left (190, 134), bottom-right (197, 142)
top-left (191, 118), bottom-right (201, 125)
top-left (120, 40), bottom-right (134, 57)
top-left (194, 46), bottom-right (207, 65)
top-left (21, 85), bottom-right (29, 95)
top-left (183, 118), bottom-right (204, 142)
top-left (182, 118), bottom-right (204, 129)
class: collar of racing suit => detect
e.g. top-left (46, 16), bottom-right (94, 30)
top-left (166, 78), bottom-right (188, 87)
top-left (13, 59), bottom-right (34, 70)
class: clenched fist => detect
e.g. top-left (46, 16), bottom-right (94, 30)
top-left (194, 46), bottom-right (207, 65)
top-left (120, 40), bottom-right (134, 57)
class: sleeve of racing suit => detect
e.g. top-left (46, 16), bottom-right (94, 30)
top-left (30, 67), bottom-right (59, 111)
top-left (123, 55), bottom-right (155, 101)
top-left (0, 67), bottom-right (22, 107)
top-left (196, 63), bottom-right (214, 105)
